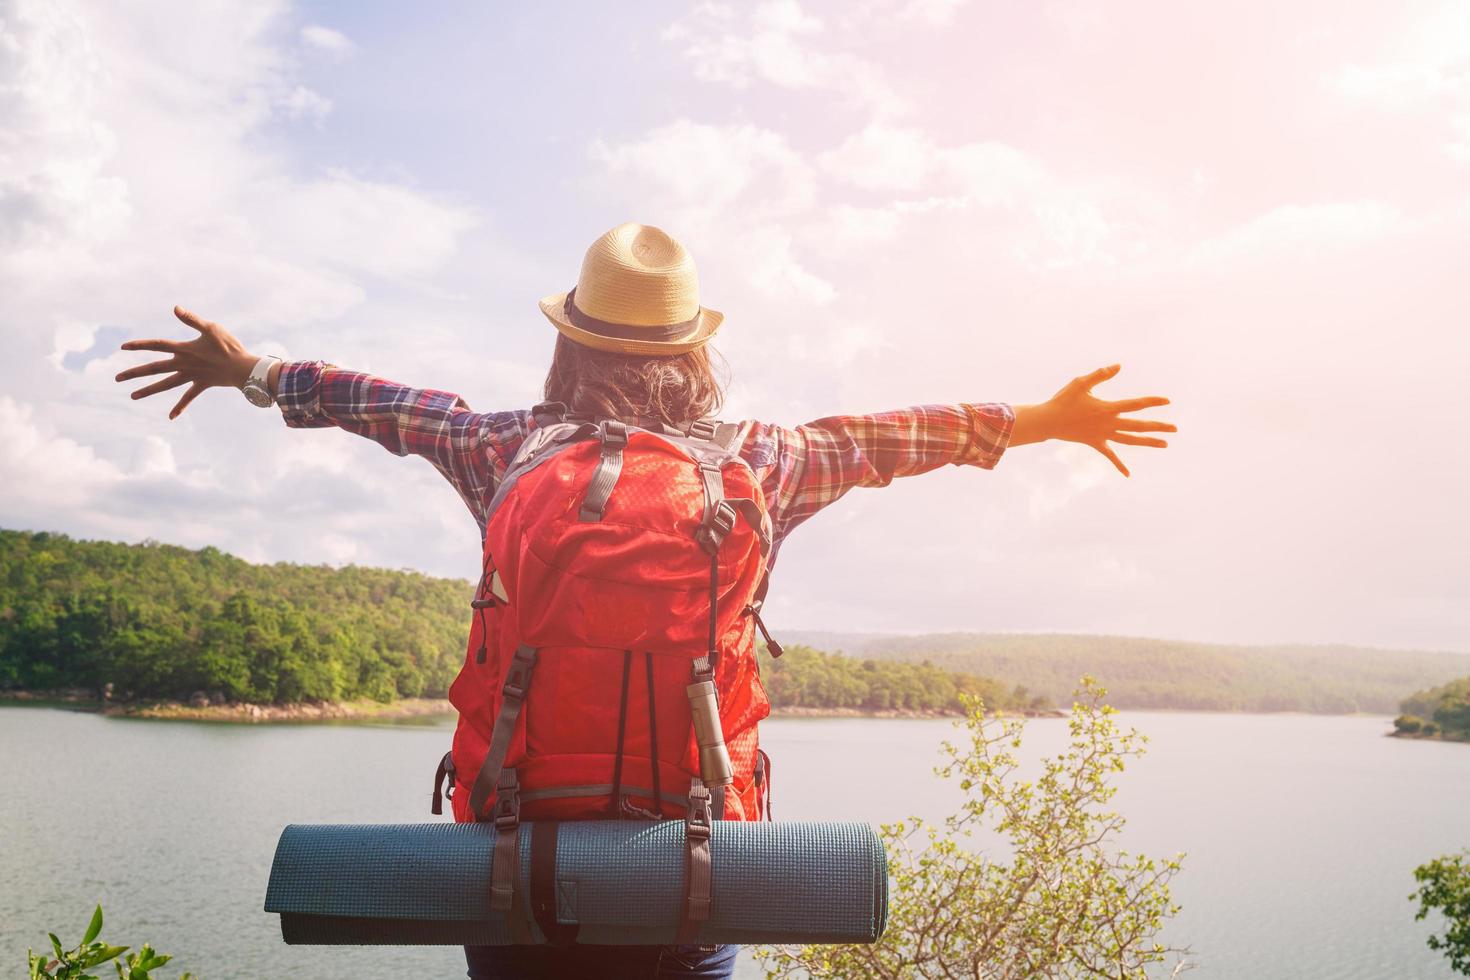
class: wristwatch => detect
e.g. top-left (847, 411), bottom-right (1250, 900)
top-left (242, 355), bottom-right (282, 408)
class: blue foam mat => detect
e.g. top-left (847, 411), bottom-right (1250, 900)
top-left (264, 820), bottom-right (887, 946)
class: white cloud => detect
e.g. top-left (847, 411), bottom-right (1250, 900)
top-left (663, 0), bottom-right (907, 118)
top-left (1192, 201), bottom-right (1406, 265)
top-left (47, 320), bottom-right (100, 370)
top-left (300, 23), bottom-right (354, 58)
top-left (896, 0), bottom-right (969, 27)
top-left (818, 125), bottom-right (936, 191)
top-left (256, 170), bottom-right (478, 278)
top-left (279, 84), bottom-right (332, 121)
top-left (1326, 1), bottom-right (1470, 163)
top-left (741, 225), bottom-right (838, 305)
top-left (591, 119), bottom-right (815, 214)
top-left (0, 396), bottom-right (126, 512)
top-left (819, 125), bottom-right (1128, 267)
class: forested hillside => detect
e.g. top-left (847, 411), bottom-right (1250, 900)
top-left (784, 631), bottom-right (1470, 714)
top-left (761, 644), bottom-right (1044, 714)
top-left (0, 529), bottom-right (471, 703)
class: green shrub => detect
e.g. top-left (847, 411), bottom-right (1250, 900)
top-left (27, 905), bottom-right (196, 979)
top-left (757, 678), bottom-right (1186, 979)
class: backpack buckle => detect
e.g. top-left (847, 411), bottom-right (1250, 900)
top-left (696, 500), bottom-right (737, 555)
top-left (531, 401), bottom-right (567, 426)
top-left (600, 419), bottom-right (629, 449)
top-left (688, 419), bottom-right (718, 441)
top-left (502, 645), bottom-right (538, 701)
top-left (493, 769), bottom-right (521, 831)
top-left (685, 783), bottom-right (712, 841)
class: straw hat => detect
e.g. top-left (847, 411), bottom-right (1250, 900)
top-left (539, 222), bottom-right (724, 356)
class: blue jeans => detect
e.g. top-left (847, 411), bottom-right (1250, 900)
top-left (464, 943), bottom-right (738, 979)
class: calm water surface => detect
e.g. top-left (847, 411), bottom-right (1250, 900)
top-left (2, 707), bottom-right (1467, 979)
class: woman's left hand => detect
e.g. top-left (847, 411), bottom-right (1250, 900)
top-left (1011, 364), bottom-right (1175, 477)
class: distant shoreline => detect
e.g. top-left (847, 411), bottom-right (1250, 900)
top-left (1387, 729), bottom-right (1470, 745)
top-left (0, 689), bottom-right (1062, 723)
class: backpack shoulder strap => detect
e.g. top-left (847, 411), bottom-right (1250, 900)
top-left (484, 418), bottom-right (598, 528)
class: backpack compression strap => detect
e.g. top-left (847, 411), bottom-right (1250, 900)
top-left (468, 644), bottom-right (539, 819)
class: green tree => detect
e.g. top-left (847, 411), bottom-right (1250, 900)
top-left (1412, 850), bottom-right (1470, 976)
top-left (756, 678), bottom-right (1187, 979)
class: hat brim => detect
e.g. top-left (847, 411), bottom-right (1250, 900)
top-left (539, 292), bottom-right (723, 356)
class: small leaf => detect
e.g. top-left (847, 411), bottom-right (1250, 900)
top-left (83, 905), bottom-right (104, 946)
top-left (49, 933), bottom-right (66, 962)
top-left (84, 945), bottom-right (128, 968)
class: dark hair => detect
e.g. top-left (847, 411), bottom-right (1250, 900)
top-left (542, 332), bottom-right (729, 425)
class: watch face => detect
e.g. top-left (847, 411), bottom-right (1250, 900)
top-left (243, 383), bottom-right (272, 408)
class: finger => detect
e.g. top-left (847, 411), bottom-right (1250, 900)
top-left (174, 306), bottom-right (211, 333)
top-left (114, 358), bottom-right (177, 383)
top-left (1113, 418), bottom-right (1177, 433)
top-left (1110, 433), bottom-right (1168, 448)
top-left (169, 382), bottom-right (207, 420)
top-left (119, 339), bottom-right (181, 353)
top-left (1095, 442), bottom-right (1130, 477)
top-left (1076, 363), bottom-right (1121, 389)
top-left (131, 373), bottom-right (190, 400)
top-left (1106, 396), bottom-right (1171, 413)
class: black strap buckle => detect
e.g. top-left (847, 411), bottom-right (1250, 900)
top-left (600, 419), bottom-right (629, 449)
top-left (696, 500), bottom-right (738, 555)
top-left (502, 645), bottom-right (537, 701)
top-left (493, 769), bottom-right (521, 831)
top-left (686, 783), bottom-right (712, 841)
top-left (530, 401), bottom-right (567, 426)
top-left (688, 419), bottom-right (718, 441)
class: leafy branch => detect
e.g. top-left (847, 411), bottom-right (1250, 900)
top-left (27, 905), bottom-right (197, 980)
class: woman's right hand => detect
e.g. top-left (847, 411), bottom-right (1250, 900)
top-left (115, 306), bottom-right (260, 419)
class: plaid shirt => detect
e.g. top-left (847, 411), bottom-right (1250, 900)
top-left (276, 360), bottom-right (1013, 567)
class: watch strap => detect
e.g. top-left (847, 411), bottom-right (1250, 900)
top-left (242, 355), bottom-right (283, 407)
top-left (248, 355), bottom-right (282, 387)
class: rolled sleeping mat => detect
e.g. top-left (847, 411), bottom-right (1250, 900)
top-left (264, 820), bottom-right (887, 946)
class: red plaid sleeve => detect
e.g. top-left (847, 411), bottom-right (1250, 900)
top-left (738, 402), bottom-right (1014, 560)
top-left (275, 359), bottom-right (530, 532)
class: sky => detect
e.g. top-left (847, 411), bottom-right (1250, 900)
top-left (2, 0), bottom-right (1467, 651)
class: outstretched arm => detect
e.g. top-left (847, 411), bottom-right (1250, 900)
top-left (114, 307), bottom-right (528, 528)
top-left (746, 401), bottom-right (1016, 548)
top-left (748, 364), bottom-right (1173, 549)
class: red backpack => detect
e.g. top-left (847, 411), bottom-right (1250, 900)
top-left (432, 403), bottom-right (780, 834)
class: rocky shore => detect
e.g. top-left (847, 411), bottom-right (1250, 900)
top-left (1, 689), bottom-right (454, 723)
top-left (3, 689), bottom-right (1062, 723)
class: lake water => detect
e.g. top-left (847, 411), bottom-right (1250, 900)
top-left (2, 707), bottom-right (1467, 979)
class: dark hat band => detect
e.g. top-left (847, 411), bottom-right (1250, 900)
top-left (563, 288), bottom-right (701, 342)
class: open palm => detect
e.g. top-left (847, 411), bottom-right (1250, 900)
top-left (1036, 364), bottom-right (1175, 477)
top-left (115, 307), bottom-right (256, 419)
